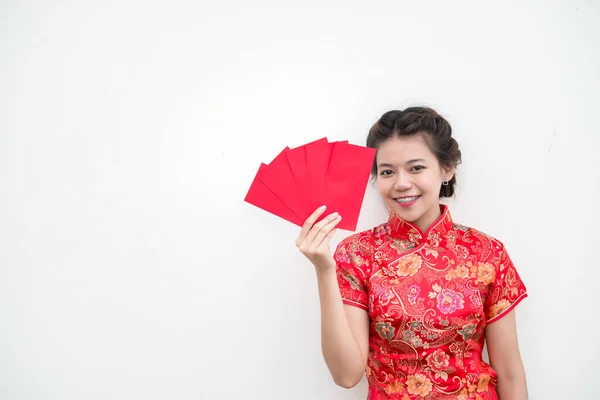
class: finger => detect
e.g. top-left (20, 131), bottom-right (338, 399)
top-left (307, 215), bottom-right (341, 249)
top-left (305, 212), bottom-right (340, 244)
top-left (298, 213), bottom-right (336, 251)
top-left (298, 205), bottom-right (327, 241)
top-left (312, 215), bottom-right (342, 248)
top-left (317, 227), bottom-right (338, 251)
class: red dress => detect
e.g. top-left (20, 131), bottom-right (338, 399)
top-left (334, 205), bottom-right (527, 399)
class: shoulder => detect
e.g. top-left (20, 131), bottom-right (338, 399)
top-left (334, 221), bottom-right (390, 264)
top-left (453, 221), bottom-right (504, 245)
top-left (452, 222), bottom-right (509, 259)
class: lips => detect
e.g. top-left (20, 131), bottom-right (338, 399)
top-left (395, 195), bottom-right (421, 203)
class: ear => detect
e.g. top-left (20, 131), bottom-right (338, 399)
top-left (442, 165), bottom-right (456, 182)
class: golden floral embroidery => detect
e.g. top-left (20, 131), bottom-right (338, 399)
top-left (382, 264), bottom-right (397, 277)
top-left (453, 244), bottom-right (468, 259)
top-left (406, 374), bottom-right (433, 397)
top-left (395, 254), bottom-right (423, 277)
top-left (475, 262), bottom-right (496, 285)
top-left (505, 267), bottom-right (520, 297)
top-left (384, 380), bottom-right (405, 394)
top-left (446, 229), bottom-right (458, 249)
top-left (446, 265), bottom-right (470, 280)
top-left (426, 349), bottom-right (450, 371)
top-left (489, 299), bottom-right (511, 319)
top-left (425, 248), bottom-right (439, 258)
top-left (477, 373), bottom-right (491, 392)
top-left (428, 231), bottom-right (441, 247)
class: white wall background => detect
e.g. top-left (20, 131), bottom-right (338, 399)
top-left (1, 1), bottom-right (599, 399)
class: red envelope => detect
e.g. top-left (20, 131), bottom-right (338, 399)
top-left (256, 147), bottom-right (307, 220)
top-left (244, 163), bottom-right (302, 225)
top-left (285, 143), bottom-right (308, 195)
top-left (286, 137), bottom-right (332, 220)
top-left (245, 138), bottom-right (375, 231)
top-left (324, 142), bottom-right (376, 231)
top-left (302, 138), bottom-right (330, 215)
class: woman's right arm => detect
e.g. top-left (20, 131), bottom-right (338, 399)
top-left (296, 206), bottom-right (370, 388)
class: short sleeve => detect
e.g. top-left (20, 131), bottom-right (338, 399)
top-left (334, 238), bottom-right (369, 311)
top-left (485, 244), bottom-right (528, 324)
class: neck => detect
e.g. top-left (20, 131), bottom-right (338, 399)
top-left (414, 205), bottom-right (443, 233)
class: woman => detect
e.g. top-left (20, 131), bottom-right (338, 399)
top-left (295, 107), bottom-right (528, 399)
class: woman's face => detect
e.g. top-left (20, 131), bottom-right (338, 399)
top-left (376, 135), bottom-right (454, 232)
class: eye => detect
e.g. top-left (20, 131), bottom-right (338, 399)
top-left (379, 169), bottom-right (393, 176)
top-left (410, 165), bottom-right (425, 172)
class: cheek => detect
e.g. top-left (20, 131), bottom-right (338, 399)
top-left (376, 178), bottom-right (391, 196)
top-left (417, 172), bottom-right (443, 193)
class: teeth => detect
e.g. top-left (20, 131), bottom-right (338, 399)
top-left (396, 196), bottom-right (419, 203)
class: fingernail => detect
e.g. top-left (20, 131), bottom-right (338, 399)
top-left (332, 212), bottom-right (339, 217)
top-left (319, 205), bottom-right (326, 210)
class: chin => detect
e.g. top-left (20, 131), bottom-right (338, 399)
top-left (388, 203), bottom-right (422, 222)
top-left (400, 210), bottom-right (422, 223)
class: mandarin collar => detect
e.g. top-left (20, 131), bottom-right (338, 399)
top-left (388, 204), bottom-right (454, 248)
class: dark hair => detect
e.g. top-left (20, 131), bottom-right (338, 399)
top-left (366, 106), bottom-right (462, 197)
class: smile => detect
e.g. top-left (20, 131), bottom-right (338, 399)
top-left (395, 196), bottom-right (421, 203)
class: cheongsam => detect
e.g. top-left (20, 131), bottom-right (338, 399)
top-left (334, 205), bottom-right (528, 399)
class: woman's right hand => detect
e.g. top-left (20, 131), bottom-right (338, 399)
top-left (295, 205), bottom-right (342, 274)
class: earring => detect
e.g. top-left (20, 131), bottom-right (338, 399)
top-left (442, 179), bottom-right (449, 186)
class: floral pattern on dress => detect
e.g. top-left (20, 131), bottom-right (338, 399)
top-left (334, 205), bottom-right (527, 399)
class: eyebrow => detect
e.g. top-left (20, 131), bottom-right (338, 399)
top-left (377, 159), bottom-right (426, 168)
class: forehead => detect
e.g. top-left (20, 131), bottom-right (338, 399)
top-left (376, 135), bottom-right (436, 162)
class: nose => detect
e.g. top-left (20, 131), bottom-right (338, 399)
top-left (393, 170), bottom-right (412, 191)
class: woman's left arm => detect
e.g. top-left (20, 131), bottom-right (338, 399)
top-left (485, 310), bottom-right (528, 400)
